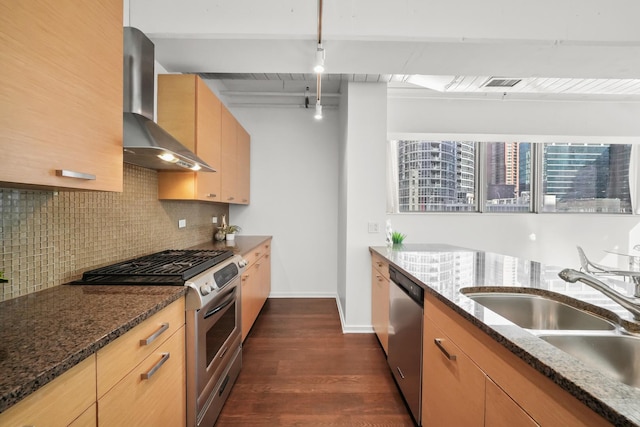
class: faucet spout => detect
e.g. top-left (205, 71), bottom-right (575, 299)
top-left (558, 268), bottom-right (640, 321)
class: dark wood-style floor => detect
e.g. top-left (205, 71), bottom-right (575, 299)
top-left (216, 298), bottom-right (415, 426)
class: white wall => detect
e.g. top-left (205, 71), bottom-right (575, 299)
top-left (387, 94), bottom-right (640, 269)
top-left (228, 107), bottom-right (339, 298)
top-left (339, 83), bottom-right (388, 331)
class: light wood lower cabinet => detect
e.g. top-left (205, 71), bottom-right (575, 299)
top-left (423, 292), bottom-right (612, 427)
top-left (371, 264), bottom-right (390, 354)
top-left (423, 317), bottom-right (485, 427)
top-left (0, 356), bottom-right (97, 427)
top-left (96, 298), bottom-right (186, 426)
top-left (241, 239), bottom-right (272, 341)
top-left (485, 378), bottom-right (539, 427)
top-left (98, 327), bottom-right (186, 427)
top-left (69, 403), bottom-right (97, 427)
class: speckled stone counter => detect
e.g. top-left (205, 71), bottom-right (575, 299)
top-left (190, 235), bottom-right (272, 257)
top-left (0, 284), bottom-right (187, 414)
top-left (371, 243), bottom-right (640, 427)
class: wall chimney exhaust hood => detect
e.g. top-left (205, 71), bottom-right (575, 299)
top-left (123, 27), bottom-right (215, 172)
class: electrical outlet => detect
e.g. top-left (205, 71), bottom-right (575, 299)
top-left (212, 216), bottom-right (218, 224)
top-left (178, 219), bottom-right (186, 228)
top-left (368, 222), bottom-right (380, 233)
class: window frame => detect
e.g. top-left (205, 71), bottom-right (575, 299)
top-left (388, 137), bottom-right (635, 215)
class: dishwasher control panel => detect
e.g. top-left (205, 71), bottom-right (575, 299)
top-left (389, 266), bottom-right (424, 305)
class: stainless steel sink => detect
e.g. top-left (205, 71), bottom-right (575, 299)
top-left (539, 334), bottom-right (640, 388)
top-left (461, 291), bottom-right (616, 331)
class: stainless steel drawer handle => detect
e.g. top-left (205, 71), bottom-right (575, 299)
top-left (56, 169), bottom-right (96, 180)
top-left (396, 366), bottom-right (405, 379)
top-left (141, 352), bottom-right (170, 380)
top-left (207, 193), bottom-right (217, 198)
top-left (434, 338), bottom-right (457, 361)
top-left (140, 323), bottom-right (169, 346)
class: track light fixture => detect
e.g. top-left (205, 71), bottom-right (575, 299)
top-left (314, 101), bottom-right (323, 120)
top-left (314, 44), bottom-right (325, 74)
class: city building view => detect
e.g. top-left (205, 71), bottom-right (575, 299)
top-left (395, 140), bottom-right (632, 213)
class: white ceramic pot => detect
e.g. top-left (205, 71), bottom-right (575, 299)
top-left (226, 233), bottom-right (235, 241)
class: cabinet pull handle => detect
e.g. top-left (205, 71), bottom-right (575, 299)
top-left (376, 274), bottom-right (383, 282)
top-left (434, 338), bottom-right (457, 361)
top-left (141, 352), bottom-right (170, 380)
top-left (396, 366), bottom-right (405, 379)
top-left (207, 193), bottom-right (217, 198)
top-left (56, 169), bottom-right (96, 180)
top-left (242, 274), bottom-right (249, 281)
top-left (140, 323), bottom-right (169, 346)
top-left (227, 197), bottom-right (235, 201)
top-left (377, 262), bottom-right (383, 268)
top-left (255, 251), bottom-right (261, 257)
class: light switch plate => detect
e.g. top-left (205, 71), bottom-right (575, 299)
top-left (368, 222), bottom-right (380, 233)
top-left (179, 219), bottom-right (187, 228)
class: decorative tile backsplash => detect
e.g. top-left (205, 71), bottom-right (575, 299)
top-left (0, 164), bottom-right (229, 301)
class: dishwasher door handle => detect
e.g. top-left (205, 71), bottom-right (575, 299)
top-left (434, 338), bottom-right (457, 361)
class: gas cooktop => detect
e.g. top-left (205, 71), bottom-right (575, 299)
top-left (73, 249), bottom-right (234, 285)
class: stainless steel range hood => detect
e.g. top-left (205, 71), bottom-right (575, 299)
top-left (123, 27), bottom-right (214, 172)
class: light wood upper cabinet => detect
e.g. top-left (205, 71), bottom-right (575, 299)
top-left (236, 123), bottom-right (251, 204)
top-left (220, 105), bottom-right (238, 203)
top-left (0, 1), bottom-right (123, 192)
top-left (157, 75), bottom-right (222, 201)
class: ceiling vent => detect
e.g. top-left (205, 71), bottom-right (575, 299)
top-left (482, 77), bottom-right (522, 88)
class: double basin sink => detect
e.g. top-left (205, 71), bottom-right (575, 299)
top-left (460, 288), bottom-right (640, 388)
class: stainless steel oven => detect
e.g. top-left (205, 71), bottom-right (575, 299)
top-left (185, 256), bottom-right (244, 427)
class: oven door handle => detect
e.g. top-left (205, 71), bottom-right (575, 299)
top-left (204, 288), bottom-right (237, 319)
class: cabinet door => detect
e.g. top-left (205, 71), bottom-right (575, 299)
top-left (0, 356), bottom-right (96, 427)
top-left (422, 318), bottom-right (485, 427)
top-left (220, 105), bottom-right (238, 203)
top-left (195, 78), bottom-right (222, 201)
top-left (485, 377), bottom-right (539, 427)
top-left (98, 327), bottom-right (186, 427)
top-left (0, 1), bottom-right (123, 191)
top-left (157, 75), bottom-right (222, 202)
top-left (241, 267), bottom-right (257, 341)
top-left (371, 265), bottom-right (389, 354)
top-left (236, 122), bottom-right (251, 204)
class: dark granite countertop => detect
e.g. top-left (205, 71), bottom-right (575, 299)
top-left (189, 235), bottom-right (272, 257)
top-left (0, 283), bottom-right (187, 414)
top-left (370, 243), bottom-right (640, 427)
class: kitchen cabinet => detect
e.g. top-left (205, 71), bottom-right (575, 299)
top-left (370, 253), bottom-right (390, 354)
top-left (423, 292), bottom-right (611, 427)
top-left (0, 356), bottom-right (97, 427)
top-left (0, 0), bottom-right (123, 192)
top-left (422, 316), bottom-right (485, 427)
top-left (221, 105), bottom-right (251, 204)
top-left (97, 298), bottom-right (185, 426)
top-left (485, 378), bottom-right (539, 427)
top-left (157, 74), bottom-right (222, 202)
top-left (241, 239), bottom-right (272, 341)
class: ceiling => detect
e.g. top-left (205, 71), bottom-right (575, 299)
top-left (128, 0), bottom-right (640, 108)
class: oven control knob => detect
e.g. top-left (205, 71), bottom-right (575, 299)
top-left (238, 258), bottom-right (248, 268)
top-left (200, 285), bottom-right (212, 296)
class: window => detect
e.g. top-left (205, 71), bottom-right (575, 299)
top-left (388, 140), bottom-right (633, 214)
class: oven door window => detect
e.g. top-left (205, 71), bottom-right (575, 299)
top-left (205, 300), bottom-right (236, 367)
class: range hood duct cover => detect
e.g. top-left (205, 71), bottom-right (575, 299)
top-left (123, 27), bottom-right (214, 172)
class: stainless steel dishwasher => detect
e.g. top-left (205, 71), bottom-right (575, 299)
top-left (388, 266), bottom-right (424, 426)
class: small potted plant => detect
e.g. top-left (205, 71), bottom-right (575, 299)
top-left (224, 225), bottom-right (241, 241)
top-left (391, 231), bottom-right (406, 245)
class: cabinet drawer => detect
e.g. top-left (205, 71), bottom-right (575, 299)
top-left (97, 298), bottom-right (185, 397)
top-left (69, 403), bottom-right (97, 427)
top-left (0, 356), bottom-right (96, 427)
top-left (98, 326), bottom-right (186, 427)
top-left (371, 252), bottom-right (390, 281)
top-left (243, 240), bottom-right (271, 269)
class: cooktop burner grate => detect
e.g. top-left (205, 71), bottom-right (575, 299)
top-left (73, 249), bottom-right (234, 285)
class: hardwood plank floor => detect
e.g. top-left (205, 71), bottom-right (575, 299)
top-left (216, 298), bottom-right (415, 427)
